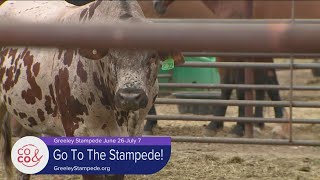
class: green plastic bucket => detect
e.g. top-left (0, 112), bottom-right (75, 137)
top-left (158, 57), bottom-right (220, 91)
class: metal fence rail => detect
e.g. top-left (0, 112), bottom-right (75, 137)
top-left (177, 62), bottom-right (320, 69)
top-left (150, 19), bottom-right (320, 24)
top-left (158, 83), bottom-right (320, 91)
top-left (183, 52), bottom-right (320, 58)
top-left (146, 115), bottom-right (320, 124)
top-left (171, 136), bottom-right (320, 146)
top-left (1, 18), bottom-right (319, 146)
top-left (155, 99), bottom-right (320, 108)
top-left (2, 21), bottom-right (320, 53)
top-left (154, 58), bottom-right (320, 144)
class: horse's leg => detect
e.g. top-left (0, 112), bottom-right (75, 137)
top-left (264, 69), bottom-right (283, 118)
top-left (265, 69), bottom-right (290, 139)
top-left (312, 59), bottom-right (320, 77)
top-left (230, 69), bottom-right (247, 137)
top-left (204, 70), bottom-right (233, 136)
top-left (233, 68), bottom-right (268, 136)
top-left (230, 87), bottom-right (246, 137)
top-left (253, 69), bottom-right (267, 129)
top-left (143, 105), bottom-right (157, 135)
top-left (204, 88), bottom-right (233, 136)
top-left (254, 90), bottom-right (265, 129)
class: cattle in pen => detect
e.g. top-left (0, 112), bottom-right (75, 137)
top-left (0, 0), bottom-right (184, 179)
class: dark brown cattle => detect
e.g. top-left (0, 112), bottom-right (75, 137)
top-left (148, 0), bottom-right (320, 137)
top-left (139, 1), bottom-right (218, 135)
top-left (253, 1), bottom-right (320, 19)
top-left (139, 0), bottom-right (213, 18)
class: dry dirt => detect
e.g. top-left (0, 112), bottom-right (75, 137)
top-left (1, 60), bottom-right (320, 180)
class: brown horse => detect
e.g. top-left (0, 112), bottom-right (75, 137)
top-left (139, 0), bottom-right (213, 18)
top-left (148, 0), bottom-right (304, 137)
top-left (153, 0), bottom-right (320, 19)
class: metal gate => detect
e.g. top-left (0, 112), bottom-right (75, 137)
top-left (1, 18), bottom-right (320, 146)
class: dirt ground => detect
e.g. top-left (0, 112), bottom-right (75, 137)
top-left (1, 60), bottom-right (320, 180)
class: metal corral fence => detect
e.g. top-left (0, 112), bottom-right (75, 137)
top-left (151, 60), bottom-right (320, 146)
top-left (1, 19), bottom-right (320, 146)
top-left (149, 19), bottom-right (320, 146)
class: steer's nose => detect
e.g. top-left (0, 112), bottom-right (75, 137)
top-left (115, 88), bottom-right (148, 111)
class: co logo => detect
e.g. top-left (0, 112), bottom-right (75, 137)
top-left (12, 136), bottom-right (49, 174)
top-left (17, 144), bottom-right (43, 167)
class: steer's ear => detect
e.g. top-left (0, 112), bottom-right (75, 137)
top-left (158, 51), bottom-right (185, 65)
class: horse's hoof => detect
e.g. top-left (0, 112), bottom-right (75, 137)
top-left (271, 126), bottom-right (289, 139)
top-left (230, 126), bottom-right (244, 137)
top-left (143, 130), bottom-right (154, 136)
top-left (203, 127), bottom-right (218, 137)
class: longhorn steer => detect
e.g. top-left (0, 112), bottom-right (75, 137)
top-left (0, 1), bottom-right (183, 179)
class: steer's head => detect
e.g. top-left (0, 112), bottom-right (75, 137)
top-left (112, 50), bottom-right (183, 111)
top-left (66, 0), bottom-right (185, 112)
top-left (79, 49), bottom-right (184, 112)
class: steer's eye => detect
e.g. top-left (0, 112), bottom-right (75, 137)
top-left (151, 53), bottom-right (157, 59)
top-left (79, 48), bottom-right (108, 60)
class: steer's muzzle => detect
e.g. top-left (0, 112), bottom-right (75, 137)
top-left (115, 88), bottom-right (148, 111)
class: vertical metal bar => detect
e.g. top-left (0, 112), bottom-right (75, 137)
top-left (289, 0), bottom-right (295, 143)
top-left (244, 67), bottom-right (254, 138)
top-left (167, 69), bottom-right (174, 92)
top-left (247, 0), bottom-right (253, 18)
top-left (289, 57), bottom-right (294, 142)
top-left (244, 0), bottom-right (255, 138)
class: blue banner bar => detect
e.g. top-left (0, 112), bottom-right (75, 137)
top-left (40, 137), bottom-right (170, 146)
top-left (36, 137), bottom-right (171, 174)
